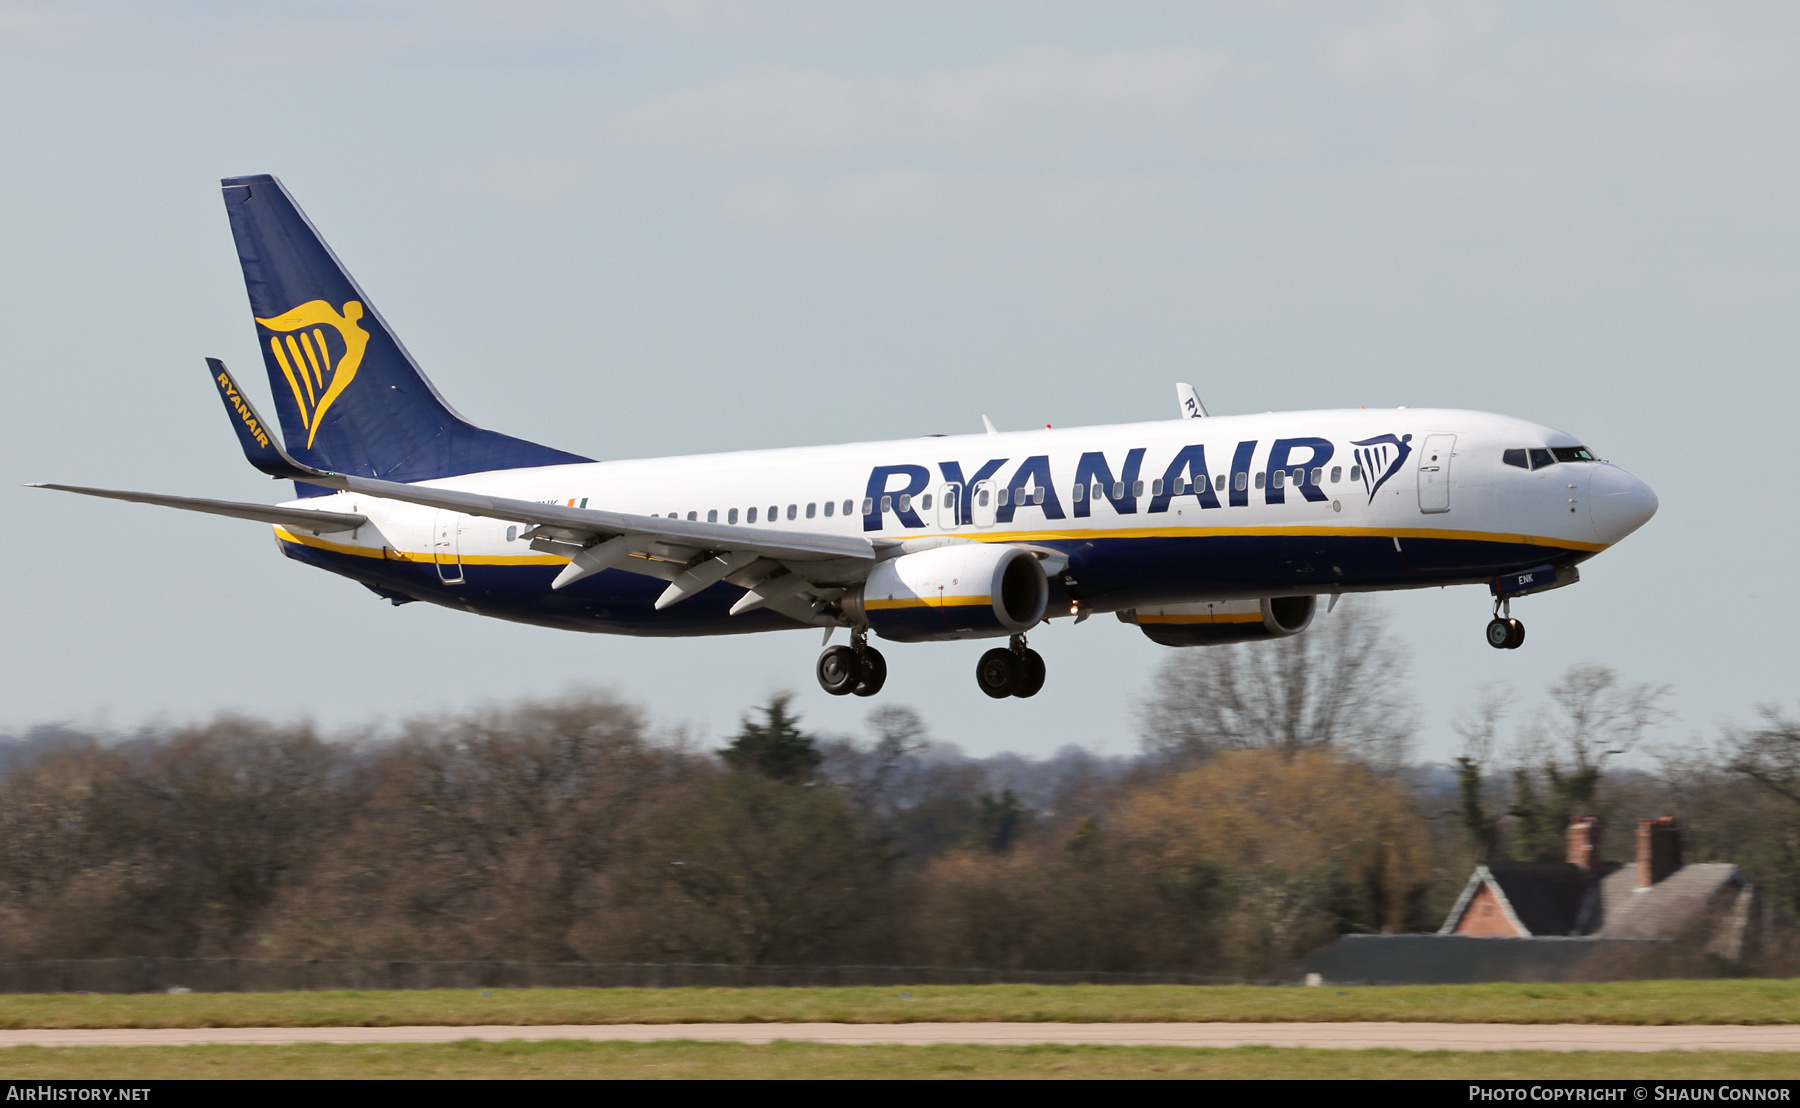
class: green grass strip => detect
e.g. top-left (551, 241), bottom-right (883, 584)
top-left (2, 1040), bottom-right (1798, 1080)
top-left (2, 980), bottom-right (1800, 1030)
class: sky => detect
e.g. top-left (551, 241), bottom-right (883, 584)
top-left (2, 1), bottom-right (1796, 761)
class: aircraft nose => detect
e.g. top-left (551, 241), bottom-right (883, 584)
top-left (1588, 463), bottom-right (1658, 544)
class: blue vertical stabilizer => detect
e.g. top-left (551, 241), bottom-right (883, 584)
top-left (221, 174), bottom-right (591, 496)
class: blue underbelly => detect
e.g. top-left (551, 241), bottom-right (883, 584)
top-left (278, 532), bottom-right (1590, 636)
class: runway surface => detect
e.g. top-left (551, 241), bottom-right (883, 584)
top-left (1, 1023), bottom-right (1797, 1052)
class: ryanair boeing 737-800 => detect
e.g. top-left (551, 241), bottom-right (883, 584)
top-left (34, 175), bottom-right (1659, 699)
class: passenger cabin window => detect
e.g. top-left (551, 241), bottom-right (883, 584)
top-left (1254, 473), bottom-right (1265, 489)
top-left (1552, 446), bottom-right (1596, 463)
top-left (844, 500), bottom-right (855, 516)
top-left (1311, 467), bottom-right (1323, 486)
top-left (897, 494), bottom-right (911, 513)
top-left (787, 504), bottom-right (797, 520)
top-left (729, 508), bottom-right (739, 524)
top-left (922, 493), bottom-right (932, 511)
top-left (1503, 449), bottom-right (1529, 469)
top-left (505, 525), bottom-right (517, 542)
top-left (881, 495), bottom-right (892, 513)
top-left (747, 507), bottom-right (758, 523)
top-left (768, 504), bottom-right (778, 521)
top-left (1234, 473), bottom-right (1247, 491)
top-left (823, 501), bottom-right (834, 517)
top-left (806, 502), bottom-right (816, 518)
top-left (977, 488), bottom-right (990, 507)
top-left (1152, 478), bottom-right (1164, 497)
top-left (1529, 448), bottom-right (1554, 470)
top-left (997, 488), bottom-right (1009, 506)
top-left (1072, 483), bottom-right (1085, 502)
top-left (1216, 474), bottom-right (1227, 492)
top-left (1349, 465), bottom-right (1362, 482)
top-left (1131, 480), bottom-right (1144, 497)
top-left (860, 498), bottom-right (873, 516)
top-left (687, 511), bottom-right (697, 521)
top-left (1271, 470), bottom-right (1284, 489)
top-left (1330, 466), bottom-right (1342, 483)
top-left (707, 509), bottom-right (718, 523)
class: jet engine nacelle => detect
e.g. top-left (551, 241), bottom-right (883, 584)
top-left (841, 544), bottom-right (1048, 643)
top-left (1118, 596), bottom-right (1317, 647)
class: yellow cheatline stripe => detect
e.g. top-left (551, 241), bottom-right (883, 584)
top-left (269, 337), bottom-right (308, 418)
top-left (1135, 612), bottom-right (1264, 625)
top-left (273, 528), bottom-right (563, 566)
top-left (865, 595), bottom-right (990, 611)
top-left (277, 520), bottom-right (1603, 567)
top-left (924, 523), bottom-right (1607, 553)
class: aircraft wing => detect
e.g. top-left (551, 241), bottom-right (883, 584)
top-left (325, 472), bottom-right (880, 564)
top-left (29, 484), bottom-right (366, 533)
top-left (200, 356), bottom-right (884, 601)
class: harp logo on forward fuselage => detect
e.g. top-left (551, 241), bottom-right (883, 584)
top-left (256, 300), bottom-right (370, 449)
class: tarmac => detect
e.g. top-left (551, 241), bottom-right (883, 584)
top-left (0, 1022), bottom-right (1797, 1051)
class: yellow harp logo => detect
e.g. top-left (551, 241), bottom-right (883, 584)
top-left (255, 300), bottom-right (370, 448)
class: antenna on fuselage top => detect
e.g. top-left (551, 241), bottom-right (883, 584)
top-left (982, 414), bottom-right (999, 434)
top-left (1176, 383), bottom-right (1208, 418)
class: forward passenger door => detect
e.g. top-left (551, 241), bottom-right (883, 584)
top-left (1418, 434), bottom-right (1455, 514)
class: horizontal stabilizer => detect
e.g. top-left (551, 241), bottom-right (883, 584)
top-left (28, 484), bottom-right (366, 534)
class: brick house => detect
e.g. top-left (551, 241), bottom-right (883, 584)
top-left (1301, 815), bottom-right (1778, 984)
top-left (1438, 817), bottom-right (1756, 959)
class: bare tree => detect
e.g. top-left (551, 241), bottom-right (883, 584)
top-left (1532, 663), bottom-right (1671, 775)
top-left (1450, 688), bottom-right (1510, 863)
top-left (1137, 598), bottom-right (1416, 767)
top-left (820, 705), bottom-right (929, 823)
top-left (1725, 707), bottom-right (1800, 807)
top-left (612, 772), bottom-right (893, 964)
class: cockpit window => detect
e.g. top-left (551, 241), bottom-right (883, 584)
top-left (1502, 449), bottom-right (1529, 469)
top-left (1529, 448), bottom-right (1555, 470)
top-left (1552, 446), bottom-right (1595, 463)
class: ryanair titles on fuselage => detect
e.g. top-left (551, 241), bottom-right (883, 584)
top-left (858, 431), bottom-right (1411, 531)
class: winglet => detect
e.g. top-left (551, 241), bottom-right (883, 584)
top-left (982, 414), bottom-right (999, 435)
top-left (206, 358), bottom-right (336, 482)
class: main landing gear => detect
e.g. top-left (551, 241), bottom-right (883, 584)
top-left (817, 630), bottom-right (1048, 700)
top-left (816, 628), bottom-right (887, 697)
top-left (975, 634), bottom-right (1046, 700)
top-left (1485, 597), bottom-right (1525, 650)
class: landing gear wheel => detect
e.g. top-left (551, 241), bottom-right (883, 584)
top-left (976, 647), bottom-right (1021, 699)
top-left (852, 647), bottom-right (887, 697)
top-left (1503, 619), bottom-right (1525, 650)
top-left (1485, 618), bottom-right (1512, 650)
top-left (1013, 649), bottom-right (1046, 698)
top-left (816, 645), bottom-right (863, 695)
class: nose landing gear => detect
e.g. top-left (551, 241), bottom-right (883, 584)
top-left (976, 634), bottom-right (1046, 699)
top-left (816, 628), bottom-right (888, 697)
top-left (1485, 598), bottom-right (1525, 650)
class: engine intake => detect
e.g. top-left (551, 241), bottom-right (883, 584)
top-left (841, 544), bottom-right (1048, 642)
top-left (1118, 596), bottom-right (1316, 647)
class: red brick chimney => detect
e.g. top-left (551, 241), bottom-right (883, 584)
top-left (1637, 817), bottom-right (1682, 887)
top-left (1565, 815), bottom-right (1600, 873)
